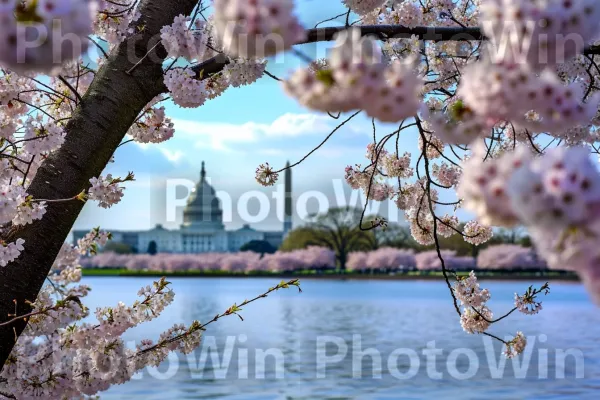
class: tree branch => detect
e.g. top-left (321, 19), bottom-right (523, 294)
top-left (189, 24), bottom-right (600, 84)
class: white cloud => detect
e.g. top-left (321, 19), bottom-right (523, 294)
top-left (172, 113), bottom-right (342, 151)
top-left (159, 148), bottom-right (184, 163)
top-left (173, 118), bottom-right (257, 150)
top-left (261, 113), bottom-right (333, 136)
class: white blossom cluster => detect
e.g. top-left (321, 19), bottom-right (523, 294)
top-left (515, 293), bottom-right (543, 315)
top-left (0, 61), bottom-right (136, 271)
top-left (460, 306), bottom-right (492, 334)
top-left (454, 271), bottom-right (530, 358)
top-left (342, 0), bottom-right (386, 16)
top-left (431, 161), bottom-right (461, 188)
top-left (129, 106), bottom-right (175, 144)
top-left (436, 214), bottom-right (459, 238)
top-left (164, 68), bottom-right (208, 108)
top-left (459, 145), bottom-right (600, 301)
top-left (503, 332), bottom-right (527, 358)
top-left (419, 0), bottom-right (600, 145)
top-left (87, 174), bottom-right (128, 209)
top-left (76, 228), bottom-right (111, 255)
top-left (457, 63), bottom-right (600, 143)
top-left (462, 221), bottom-right (494, 245)
top-left (453, 273), bottom-right (495, 336)
top-left (0, 238), bottom-right (25, 267)
top-left (12, 200), bottom-right (47, 226)
top-left (343, 143), bottom-right (413, 203)
top-left (0, 229), bottom-right (204, 398)
top-left (94, 0), bottom-right (140, 47)
top-left (284, 28), bottom-right (423, 122)
top-left (0, 71), bottom-right (77, 270)
top-left (454, 271), bottom-right (491, 308)
top-left (382, 1), bottom-right (423, 28)
top-left (0, 183), bottom-right (26, 224)
top-left (0, 0), bottom-right (97, 73)
top-left (23, 115), bottom-right (66, 155)
top-left (54, 61), bottom-right (96, 95)
top-left (160, 14), bottom-right (215, 62)
top-left (480, 0), bottom-right (600, 68)
top-left (213, 0), bottom-right (306, 58)
top-left (222, 58), bottom-right (267, 87)
top-left (0, 72), bottom-right (34, 118)
top-left (458, 143), bottom-right (532, 227)
top-left (421, 99), bottom-right (491, 146)
top-left (255, 163), bottom-right (279, 187)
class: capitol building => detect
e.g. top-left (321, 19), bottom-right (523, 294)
top-left (73, 162), bottom-right (293, 253)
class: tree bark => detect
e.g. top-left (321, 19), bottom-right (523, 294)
top-left (0, 0), bottom-right (199, 369)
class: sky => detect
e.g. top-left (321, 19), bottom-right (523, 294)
top-left (72, 1), bottom-right (448, 236)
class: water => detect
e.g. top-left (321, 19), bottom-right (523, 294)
top-left (83, 277), bottom-right (600, 399)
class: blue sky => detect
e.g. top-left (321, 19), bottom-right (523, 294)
top-left (73, 1), bottom-right (439, 235)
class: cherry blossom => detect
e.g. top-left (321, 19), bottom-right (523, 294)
top-left (222, 58), bottom-right (267, 87)
top-left (437, 214), bottom-right (459, 238)
top-left (454, 271), bottom-right (491, 308)
top-left (213, 0), bottom-right (306, 58)
top-left (164, 68), bottom-right (208, 108)
top-left (94, 0), bottom-right (140, 46)
top-left (458, 143), bottom-right (532, 227)
top-left (421, 101), bottom-right (492, 145)
top-left (23, 116), bottom-right (66, 155)
top-left (284, 28), bottom-right (423, 119)
top-left (382, 1), bottom-right (423, 28)
top-left (0, 0), bottom-right (97, 73)
top-left (382, 152), bottom-right (414, 178)
top-left (503, 332), bottom-right (527, 358)
top-left (128, 106), bottom-right (175, 144)
top-left (460, 306), bottom-right (492, 334)
top-left (515, 293), bottom-right (543, 315)
top-left (508, 146), bottom-right (600, 229)
top-left (0, 238), bottom-right (25, 267)
top-left (255, 162), bottom-right (279, 186)
top-left (480, 0), bottom-right (600, 69)
top-left (12, 199), bottom-right (47, 226)
top-left (0, 72), bottom-right (34, 117)
top-left (87, 174), bottom-right (133, 209)
top-left (458, 62), bottom-right (600, 138)
top-left (160, 14), bottom-right (215, 62)
top-left (342, 0), bottom-right (386, 15)
top-left (77, 228), bottom-right (112, 255)
top-left (462, 220), bottom-right (493, 245)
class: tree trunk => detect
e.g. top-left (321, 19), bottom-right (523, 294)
top-left (338, 251), bottom-right (347, 271)
top-left (0, 0), bottom-right (201, 369)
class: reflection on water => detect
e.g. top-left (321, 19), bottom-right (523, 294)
top-left (82, 277), bottom-right (600, 399)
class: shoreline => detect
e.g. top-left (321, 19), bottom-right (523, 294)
top-left (81, 269), bottom-right (580, 281)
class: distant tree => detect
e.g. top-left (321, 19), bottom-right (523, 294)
top-left (147, 241), bottom-right (158, 255)
top-left (280, 227), bottom-right (319, 251)
top-left (305, 207), bottom-right (375, 270)
top-left (240, 240), bottom-right (276, 255)
top-left (519, 235), bottom-right (532, 247)
top-left (367, 222), bottom-right (421, 249)
top-left (489, 226), bottom-right (528, 245)
top-left (280, 207), bottom-right (376, 269)
top-left (102, 242), bottom-right (135, 254)
top-left (436, 225), bottom-right (477, 256)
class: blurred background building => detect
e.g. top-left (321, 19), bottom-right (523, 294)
top-left (72, 161), bottom-right (292, 253)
